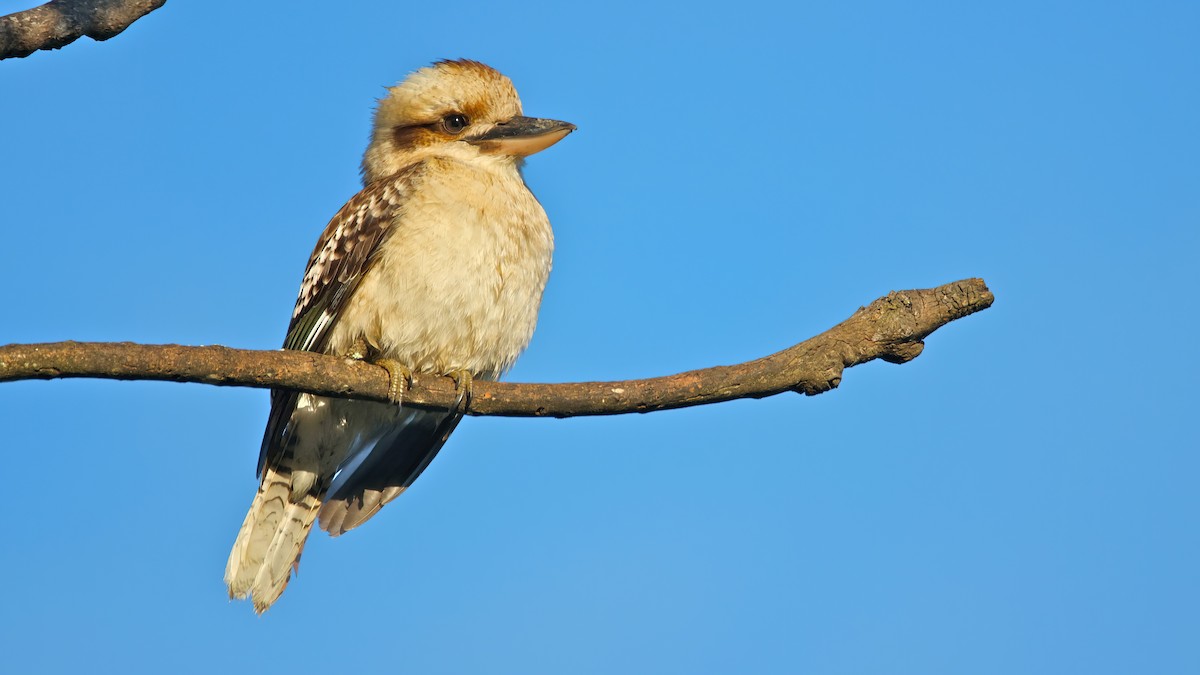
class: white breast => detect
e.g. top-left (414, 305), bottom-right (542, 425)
top-left (329, 155), bottom-right (554, 379)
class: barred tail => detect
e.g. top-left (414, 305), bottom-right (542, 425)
top-left (225, 467), bottom-right (322, 613)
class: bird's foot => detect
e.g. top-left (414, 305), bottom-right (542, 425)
top-left (374, 359), bottom-right (414, 405)
top-left (446, 369), bottom-right (474, 416)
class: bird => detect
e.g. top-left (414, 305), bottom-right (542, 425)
top-left (224, 59), bottom-right (574, 612)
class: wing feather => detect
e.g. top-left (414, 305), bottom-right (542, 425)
top-left (317, 407), bottom-right (463, 536)
top-left (256, 166), bottom-right (425, 477)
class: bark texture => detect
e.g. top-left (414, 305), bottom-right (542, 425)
top-left (0, 278), bottom-right (993, 418)
top-left (0, 0), bottom-right (165, 59)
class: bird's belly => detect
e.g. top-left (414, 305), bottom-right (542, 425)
top-left (328, 202), bottom-right (553, 379)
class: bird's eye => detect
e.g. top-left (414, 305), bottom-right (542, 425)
top-left (441, 114), bottom-right (470, 134)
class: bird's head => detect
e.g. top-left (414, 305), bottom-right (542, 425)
top-left (361, 59), bottom-right (575, 183)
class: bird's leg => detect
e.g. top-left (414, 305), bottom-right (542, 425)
top-left (446, 369), bottom-right (474, 417)
top-left (374, 359), bottom-right (414, 406)
top-left (343, 337), bottom-right (371, 361)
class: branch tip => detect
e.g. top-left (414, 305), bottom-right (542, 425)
top-left (1, 0), bottom-right (167, 60)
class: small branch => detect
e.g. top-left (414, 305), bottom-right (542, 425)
top-left (0, 278), bottom-right (993, 417)
top-left (0, 0), bottom-right (165, 59)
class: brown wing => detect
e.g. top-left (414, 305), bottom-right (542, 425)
top-left (256, 166), bottom-right (425, 477)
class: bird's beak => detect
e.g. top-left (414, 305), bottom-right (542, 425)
top-left (468, 116), bottom-right (576, 157)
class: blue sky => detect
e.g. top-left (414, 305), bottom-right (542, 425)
top-left (2, 1), bottom-right (1197, 672)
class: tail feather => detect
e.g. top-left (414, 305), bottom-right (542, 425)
top-left (225, 468), bottom-right (321, 613)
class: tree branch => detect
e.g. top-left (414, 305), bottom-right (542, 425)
top-left (0, 0), bottom-right (165, 59)
top-left (0, 278), bottom-right (993, 417)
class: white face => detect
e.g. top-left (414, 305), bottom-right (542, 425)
top-left (361, 60), bottom-right (572, 181)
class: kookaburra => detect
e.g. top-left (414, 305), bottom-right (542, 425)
top-left (225, 59), bottom-right (574, 612)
